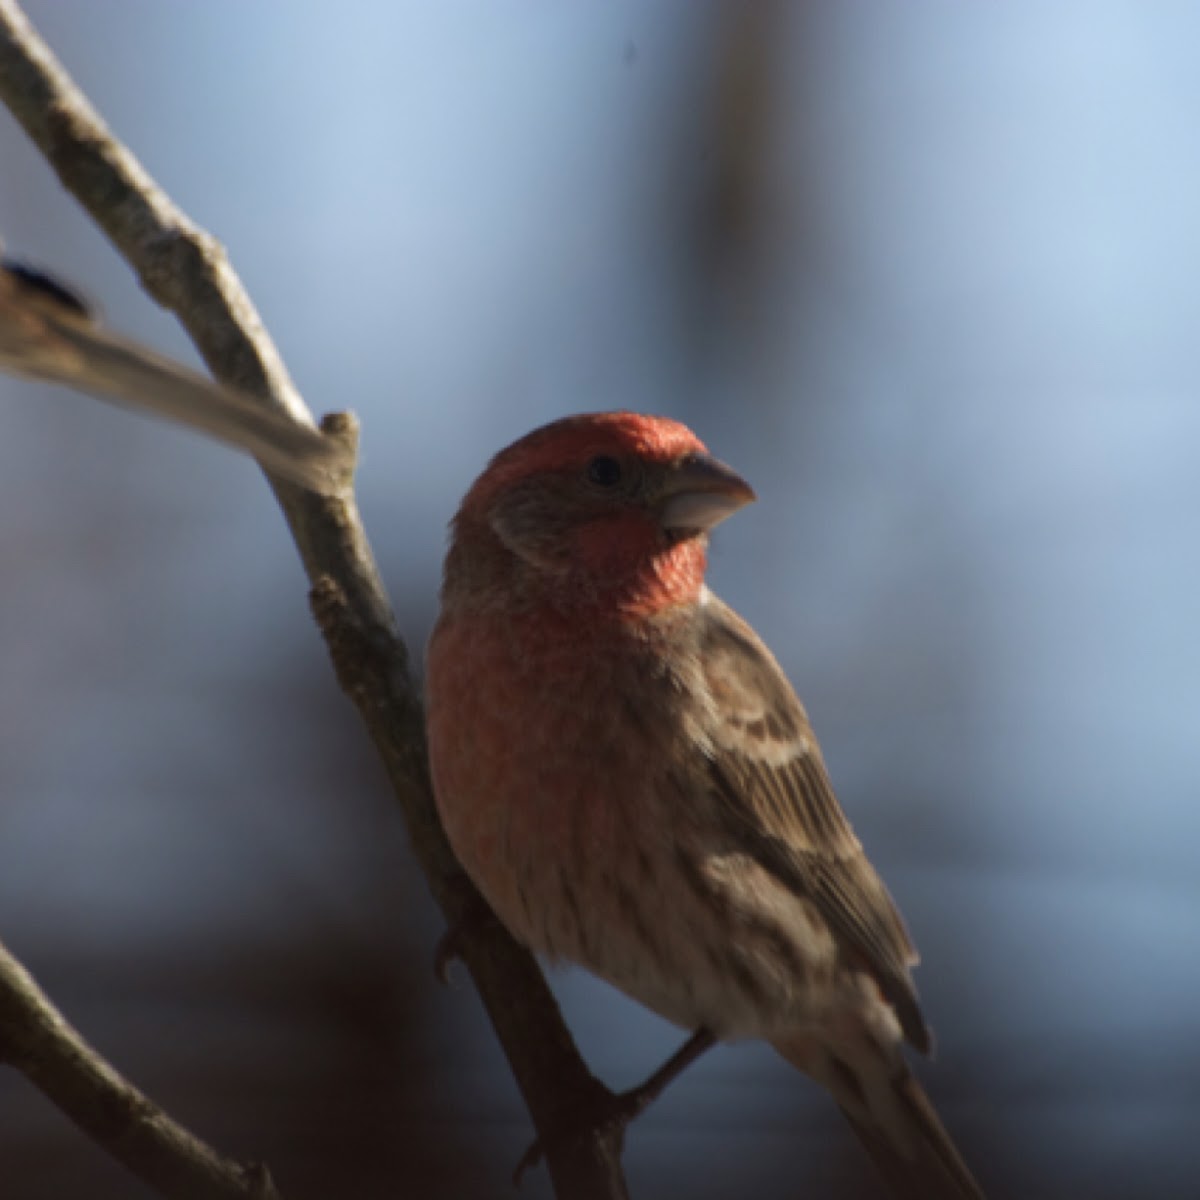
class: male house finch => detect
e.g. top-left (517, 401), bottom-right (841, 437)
top-left (427, 412), bottom-right (984, 1199)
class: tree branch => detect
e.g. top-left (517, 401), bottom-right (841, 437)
top-left (0, 3), bottom-right (629, 1197)
top-left (0, 939), bottom-right (280, 1200)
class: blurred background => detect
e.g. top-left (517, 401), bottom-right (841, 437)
top-left (1, 2), bottom-right (1198, 1197)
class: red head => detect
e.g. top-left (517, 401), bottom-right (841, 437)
top-left (445, 412), bottom-right (755, 618)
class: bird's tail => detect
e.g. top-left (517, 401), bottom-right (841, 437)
top-left (772, 1035), bottom-right (986, 1200)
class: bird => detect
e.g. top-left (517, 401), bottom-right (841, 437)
top-left (0, 255), bottom-right (349, 492)
top-left (426, 411), bottom-right (985, 1199)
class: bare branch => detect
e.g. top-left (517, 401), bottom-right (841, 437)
top-left (0, 3), bottom-right (629, 1197)
top-left (0, 939), bottom-right (280, 1200)
top-left (0, 261), bottom-right (352, 493)
top-left (0, 0), bottom-right (306, 423)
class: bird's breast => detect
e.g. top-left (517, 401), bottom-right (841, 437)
top-left (427, 610), bottom-right (679, 954)
top-left (426, 605), bottom-right (845, 1038)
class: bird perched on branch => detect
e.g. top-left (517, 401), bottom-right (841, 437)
top-left (427, 411), bottom-right (985, 1199)
top-left (0, 254), bottom-right (349, 492)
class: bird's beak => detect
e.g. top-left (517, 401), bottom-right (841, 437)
top-left (657, 452), bottom-right (757, 534)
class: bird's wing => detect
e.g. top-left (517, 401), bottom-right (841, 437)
top-left (0, 258), bottom-right (351, 493)
top-left (697, 594), bottom-right (931, 1052)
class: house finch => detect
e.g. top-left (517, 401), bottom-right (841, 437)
top-left (0, 256), bottom-right (348, 492)
top-left (427, 412), bottom-right (984, 1199)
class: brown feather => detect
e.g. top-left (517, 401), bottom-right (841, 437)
top-left (838, 1071), bottom-right (985, 1200)
top-left (698, 596), bottom-right (931, 1052)
top-left (774, 1033), bottom-right (984, 1200)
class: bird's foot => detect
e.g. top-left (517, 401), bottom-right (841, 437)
top-left (432, 892), bottom-right (500, 984)
top-left (513, 1028), bottom-right (717, 1184)
top-left (512, 1081), bottom-right (652, 1186)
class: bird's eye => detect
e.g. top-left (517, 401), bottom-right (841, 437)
top-left (586, 456), bottom-right (623, 488)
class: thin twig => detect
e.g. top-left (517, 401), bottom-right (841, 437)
top-left (0, 939), bottom-right (280, 1200)
top-left (0, 3), bottom-right (629, 1198)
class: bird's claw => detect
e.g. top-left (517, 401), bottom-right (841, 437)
top-left (512, 1137), bottom-right (546, 1186)
top-left (512, 1084), bottom-right (655, 1186)
top-left (433, 894), bottom-right (501, 984)
top-left (513, 1029), bottom-right (716, 1185)
top-left (433, 924), bottom-right (465, 985)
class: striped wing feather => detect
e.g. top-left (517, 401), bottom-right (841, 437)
top-left (698, 596), bottom-right (931, 1052)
